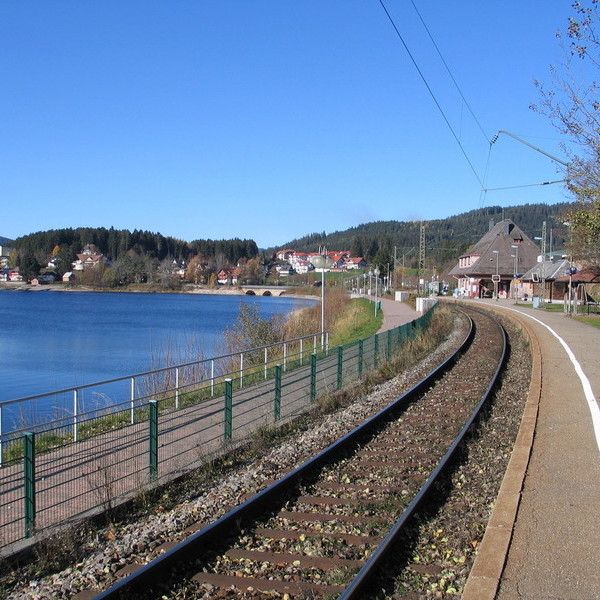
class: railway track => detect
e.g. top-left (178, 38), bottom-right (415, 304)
top-left (76, 306), bottom-right (507, 600)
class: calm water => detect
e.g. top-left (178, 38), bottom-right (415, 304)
top-left (0, 290), bottom-right (315, 404)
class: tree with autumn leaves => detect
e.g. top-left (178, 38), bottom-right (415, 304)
top-left (532, 0), bottom-right (600, 266)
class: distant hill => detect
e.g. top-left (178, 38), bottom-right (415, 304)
top-left (13, 227), bottom-right (259, 265)
top-left (0, 236), bottom-right (14, 246)
top-left (269, 202), bottom-right (574, 272)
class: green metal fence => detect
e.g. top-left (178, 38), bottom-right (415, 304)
top-left (0, 305), bottom-right (436, 553)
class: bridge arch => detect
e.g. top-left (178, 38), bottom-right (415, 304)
top-left (241, 287), bottom-right (287, 297)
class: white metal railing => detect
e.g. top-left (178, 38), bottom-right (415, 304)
top-left (0, 331), bottom-right (329, 465)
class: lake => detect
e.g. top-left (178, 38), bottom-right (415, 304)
top-left (0, 290), bottom-right (315, 406)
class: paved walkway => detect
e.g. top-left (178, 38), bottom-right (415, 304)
top-left (459, 298), bottom-right (600, 600)
top-left (351, 294), bottom-right (419, 333)
top-left (377, 296), bottom-right (419, 332)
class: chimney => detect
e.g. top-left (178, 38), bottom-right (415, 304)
top-left (489, 219), bottom-right (494, 232)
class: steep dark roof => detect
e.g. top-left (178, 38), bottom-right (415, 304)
top-left (449, 219), bottom-right (540, 278)
top-left (521, 259), bottom-right (571, 281)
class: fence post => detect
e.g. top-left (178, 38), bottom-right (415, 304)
top-left (239, 353), bottom-right (244, 388)
top-left (149, 400), bottom-right (158, 482)
top-left (374, 333), bottom-right (380, 367)
top-left (310, 354), bottom-right (317, 403)
top-left (358, 339), bottom-right (364, 378)
top-left (73, 389), bottom-right (79, 442)
top-left (274, 364), bottom-right (282, 421)
top-left (175, 367), bottom-right (180, 409)
top-left (284, 343), bottom-right (287, 372)
top-left (337, 346), bottom-right (343, 390)
top-left (130, 377), bottom-right (135, 425)
top-left (264, 347), bottom-right (268, 380)
top-left (24, 432), bottom-right (35, 538)
top-left (224, 379), bottom-right (233, 440)
top-left (211, 360), bottom-right (215, 396)
top-left (300, 338), bottom-right (303, 366)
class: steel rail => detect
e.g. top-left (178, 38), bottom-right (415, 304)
top-left (338, 314), bottom-right (507, 599)
top-left (93, 314), bottom-right (478, 600)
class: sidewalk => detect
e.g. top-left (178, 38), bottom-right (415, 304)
top-left (377, 296), bottom-right (419, 333)
top-left (351, 294), bottom-right (419, 333)
top-left (460, 298), bottom-right (600, 600)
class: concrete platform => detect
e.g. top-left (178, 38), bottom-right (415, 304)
top-left (458, 298), bottom-right (600, 600)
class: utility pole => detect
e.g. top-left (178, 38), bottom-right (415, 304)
top-left (541, 221), bottom-right (547, 304)
top-left (418, 224), bottom-right (425, 296)
top-left (393, 246), bottom-right (397, 291)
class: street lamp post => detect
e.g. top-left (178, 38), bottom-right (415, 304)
top-left (310, 248), bottom-right (334, 350)
top-left (563, 222), bottom-right (575, 315)
top-left (492, 250), bottom-right (499, 301)
top-left (374, 267), bottom-right (380, 315)
top-left (511, 244), bottom-right (520, 303)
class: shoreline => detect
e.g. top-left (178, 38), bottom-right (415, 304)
top-left (0, 282), bottom-right (320, 300)
top-left (0, 282), bottom-right (317, 301)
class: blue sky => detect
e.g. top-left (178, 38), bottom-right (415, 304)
top-left (0, 1), bottom-right (586, 249)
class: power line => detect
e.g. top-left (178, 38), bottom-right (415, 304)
top-left (409, 0), bottom-right (491, 145)
top-left (484, 179), bottom-right (567, 192)
top-left (377, 0), bottom-right (484, 188)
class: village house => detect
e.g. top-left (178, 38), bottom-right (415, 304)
top-left (345, 257), bottom-right (367, 270)
top-left (555, 267), bottom-right (600, 308)
top-left (72, 244), bottom-right (109, 271)
top-left (288, 252), bottom-right (309, 267)
top-left (217, 268), bottom-right (242, 285)
top-left (0, 269), bottom-right (23, 282)
top-left (519, 257), bottom-right (571, 302)
top-left (31, 273), bottom-right (58, 285)
top-left (449, 219), bottom-right (540, 298)
top-left (0, 245), bottom-right (13, 269)
top-left (293, 260), bottom-right (313, 274)
top-left (277, 248), bottom-right (367, 274)
top-left (276, 249), bottom-right (295, 261)
top-left (328, 253), bottom-right (347, 270)
top-left (275, 263), bottom-right (294, 276)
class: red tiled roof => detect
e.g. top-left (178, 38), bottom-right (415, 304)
top-left (555, 268), bottom-right (600, 283)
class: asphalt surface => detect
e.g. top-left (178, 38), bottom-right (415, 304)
top-left (376, 296), bottom-right (419, 332)
top-left (457, 298), bottom-right (600, 600)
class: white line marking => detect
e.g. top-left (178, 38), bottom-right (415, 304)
top-left (503, 307), bottom-right (600, 452)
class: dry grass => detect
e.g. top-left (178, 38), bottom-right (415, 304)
top-left (285, 287), bottom-right (351, 339)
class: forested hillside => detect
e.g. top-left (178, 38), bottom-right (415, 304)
top-left (8, 227), bottom-right (259, 284)
top-left (273, 203), bottom-right (573, 271)
top-left (14, 227), bottom-right (258, 264)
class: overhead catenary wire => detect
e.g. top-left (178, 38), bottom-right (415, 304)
top-left (409, 0), bottom-right (491, 145)
top-left (484, 179), bottom-right (567, 192)
top-left (377, 0), bottom-right (485, 189)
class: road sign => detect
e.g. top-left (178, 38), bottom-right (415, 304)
top-left (492, 274), bottom-right (501, 282)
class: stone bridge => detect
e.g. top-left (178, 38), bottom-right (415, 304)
top-left (240, 285), bottom-right (288, 297)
